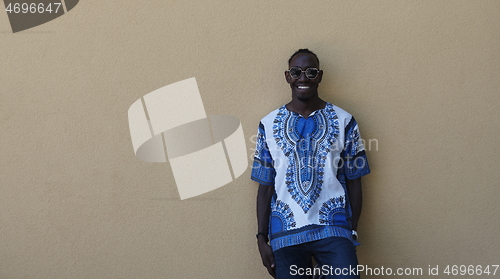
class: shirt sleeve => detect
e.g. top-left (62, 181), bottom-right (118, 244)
top-left (343, 117), bottom-right (371, 180)
top-left (250, 122), bottom-right (276, 186)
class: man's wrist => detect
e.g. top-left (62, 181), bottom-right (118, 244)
top-left (256, 232), bottom-right (269, 243)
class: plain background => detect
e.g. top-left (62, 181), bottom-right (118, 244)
top-left (1, 1), bottom-right (499, 278)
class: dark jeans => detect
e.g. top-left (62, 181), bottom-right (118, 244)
top-left (273, 237), bottom-right (360, 279)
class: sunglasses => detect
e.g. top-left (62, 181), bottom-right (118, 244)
top-left (287, 67), bottom-right (320, 79)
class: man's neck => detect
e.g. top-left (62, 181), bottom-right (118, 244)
top-left (286, 97), bottom-right (327, 118)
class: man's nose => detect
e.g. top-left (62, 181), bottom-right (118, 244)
top-left (298, 71), bottom-right (308, 81)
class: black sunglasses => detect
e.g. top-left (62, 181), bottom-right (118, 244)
top-left (287, 67), bottom-right (320, 79)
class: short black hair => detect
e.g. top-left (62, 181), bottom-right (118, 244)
top-left (288, 49), bottom-right (320, 67)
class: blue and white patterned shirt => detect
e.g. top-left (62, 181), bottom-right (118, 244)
top-left (251, 103), bottom-right (370, 251)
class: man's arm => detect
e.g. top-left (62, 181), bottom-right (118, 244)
top-left (346, 177), bottom-right (363, 236)
top-left (257, 183), bottom-right (275, 278)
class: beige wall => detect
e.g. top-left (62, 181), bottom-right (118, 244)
top-left (1, 1), bottom-right (499, 278)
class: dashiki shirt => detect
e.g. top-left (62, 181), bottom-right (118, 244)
top-left (251, 103), bottom-right (370, 251)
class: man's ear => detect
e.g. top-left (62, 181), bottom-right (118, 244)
top-left (317, 70), bottom-right (323, 83)
top-left (285, 71), bottom-right (292, 84)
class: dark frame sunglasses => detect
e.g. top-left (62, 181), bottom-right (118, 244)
top-left (287, 67), bottom-right (320, 79)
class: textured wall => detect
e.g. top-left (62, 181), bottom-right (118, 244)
top-left (1, 1), bottom-right (499, 278)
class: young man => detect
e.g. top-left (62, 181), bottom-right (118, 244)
top-left (251, 49), bottom-right (370, 279)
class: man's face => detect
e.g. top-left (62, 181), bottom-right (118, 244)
top-left (285, 53), bottom-right (323, 102)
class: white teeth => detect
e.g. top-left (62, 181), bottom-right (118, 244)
top-left (298, 86), bottom-right (309, 89)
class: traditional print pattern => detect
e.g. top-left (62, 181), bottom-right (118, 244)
top-left (319, 195), bottom-right (349, 227)
top-left (251, 123), bottom-right (275, 186)
top-left (345, 124), bottom-right (361, 157)
top-left (270, 200), bottom-right (296, 232)
top-left (343, 118), bottom-right (370, 180)
top-left (272, 104), bottom-right (340, 213)
top-left (251, 102), bottom-right (371, 251)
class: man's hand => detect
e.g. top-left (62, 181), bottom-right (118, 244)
top-left (258, 240), bottom-right (275, 278)
top-left (256, 183), bottom-right (275, 277)
top-left (256, 184), bottom-right (275, 277)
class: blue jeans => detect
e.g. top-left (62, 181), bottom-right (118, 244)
top-left (273, 237), bottom-right (360, 279)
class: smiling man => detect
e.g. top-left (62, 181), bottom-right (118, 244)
top-left (252, 49), bottom-right (370, 279)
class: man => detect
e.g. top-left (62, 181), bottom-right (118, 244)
top-left (251, 49), bottom-right (370, 279)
